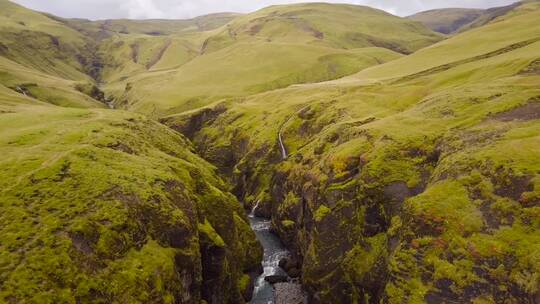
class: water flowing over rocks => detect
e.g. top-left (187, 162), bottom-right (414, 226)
top-left (248, 208), bottom-right (307, 303)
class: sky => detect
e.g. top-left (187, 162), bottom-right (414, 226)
top-left (11, 0), bottom-right (518, 20)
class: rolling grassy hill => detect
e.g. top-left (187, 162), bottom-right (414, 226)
top-left (163, 1), bottom-right (540, 302)
top-left (336, 1), bottom-right (540, 85)
top-left (408, 8), bottom-right (485, 34)
top-left (95, 3), bottom-right (442, 115)
top-left (0, 0), bottom-right (109, 108)
top-left (86, 13), bottom-right (241, 35)
top-left (408, 1), bottom-right (524, 35)
top-left (1, 0), bottom-right (540, 303)
top-left (0, 0), bottom-right (105, 82)
top-left (2, 0), bottom-right (441, 115)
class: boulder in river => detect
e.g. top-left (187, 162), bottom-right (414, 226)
top-left (279, 257), bottom-right (301, 277)
top-left (278, 257), bottom-right (289, 269)
top-left (264, 275), bottom-right (288, 284)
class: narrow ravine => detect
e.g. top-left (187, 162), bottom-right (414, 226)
top-left (248, 203), bottom-right (306, 304)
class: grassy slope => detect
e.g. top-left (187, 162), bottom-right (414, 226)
top-left (101, 3), bottom-right (441, 115)
top-left (59, 12), bottom-right (241, 37)
top-left (0, 2), bottom-right (239, 111)
top-left (407, 8), bottom-right (484, 34)
top-left (165, 2), bottom-right (540, 302)
top-left (458, 1), bottom-right (524, 33)
top-left (0, 87), bottom-right (262, 303)
top-left (0, 0), bottom-right (92, 80)
top-left (0, 1), bottom-right (440, 115)
top-left (335, 2), bottom-right (540, 85)
top-left (0, 0), bottom-right (108, 108)
top-left (0, 56), bottom-right (105, 108)
top-left (408, 2), bottom-right (526, 35)
top-left (62, 13), bottom-right (240, 82)
top-left (94, 13), bottom-right (242, 35)
top-left (121, 43), bottom-right (402, 115)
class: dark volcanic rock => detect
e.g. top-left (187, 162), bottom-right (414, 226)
top-left (279, 257), bottom-right (301, 278)
top-left (278, 257), bottom-right (302, 278)
top-left (264, 275), bottom-right (288, 284)
top-left (278, 257), bottom-right (293, 270)
top-left (287, 268), bottom-right (301, 278)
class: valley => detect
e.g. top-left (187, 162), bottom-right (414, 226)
top-left (1, 0), bottom-right (540, 303)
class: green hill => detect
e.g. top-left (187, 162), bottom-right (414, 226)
top-left (0, 0), bottom-right (96, 80)
top-left (90, 13), bottom-right (241, 35)
top-left (408, 8), bottom-right (484, 34)
top-left (0, 1), bottom-right (263, 303)
top-left (0, 1), bottom-right (442, 115)
top-left (0, 0), bottom-right (109, 108)
top-left (96, 3), bottom-right (441, 115)
top-left (458, 1), bottom-right (524, 32)
top-left (408, 2), bottom-right (524, 34)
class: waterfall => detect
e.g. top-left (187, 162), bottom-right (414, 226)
top-left (250, 200), bottom-right (261, 217)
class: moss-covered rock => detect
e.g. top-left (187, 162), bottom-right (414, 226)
top-left (0, 106), bottom-right (262, 303)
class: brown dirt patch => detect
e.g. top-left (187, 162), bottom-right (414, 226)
top-left (492, 99), bottom-right (540, 121)
top-left (519, 59), bottom-right (540, 75)
top-left (248, 23), bottom-right (264, 35)
top-left (70, 233), bottom-right (94, 254)
top-left (493, 174), bottom-right (533, 201)
top-left (146, 39), bottom-right (172, 69)
top-left (106, 141), bottom-right (135, 154)
top-left (130, 43), bottom-right (139, 63)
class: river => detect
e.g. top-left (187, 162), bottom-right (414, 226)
top-left (248, 204), bottom-right (306, 304)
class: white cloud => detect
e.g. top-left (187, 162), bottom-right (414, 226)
top-left (11, 0), bottom-right (519, 20)
top-left (123, 0), bottom-right (166, 19)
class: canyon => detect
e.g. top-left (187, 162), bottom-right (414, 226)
top-left (1, 0), bottom-right (540, 303)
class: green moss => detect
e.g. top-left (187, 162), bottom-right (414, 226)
top-left (406, 180), bottom-right (484, 235)
top-left (385, 278), bottom-right (429, 304)
top-left (198, 220), bottom-right (226, 248)
top-left (385, 245), bottom-right (429, 304)
top-left (387, 216), bottom-right (402, 237)
top-left (472, 296), bottom-right (496, 304)
top-left (281, 220), bottom-right (295, 228)
top-left (428, 255), bottom-right (480, 289)
top-left (278, 191), bottom-right (301, 219)
top-left (343, 234), bottom-right (387, 278)
top-left (93, 240), bottom-right (180, 303)
top-left (314, 205), bottom-right (331, 222)
top-left (237, 274), bottom-right (250, 292)
top-left (326, 178), bottom-right (358, 192)
top-left (281, 192), bottom-right (300, 211)
top-left (232, 212), bottom-right (263, 271)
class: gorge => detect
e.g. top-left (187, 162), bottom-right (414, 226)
top-left (1, 0), bottom-right (540, 303)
